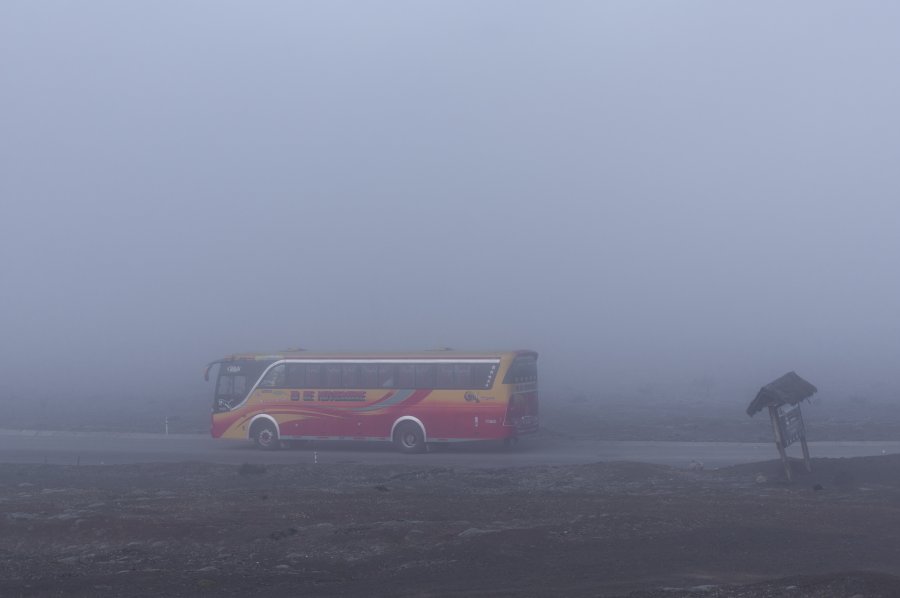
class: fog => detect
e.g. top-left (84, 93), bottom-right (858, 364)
top-left (3, 2), bottom-right (900, 408)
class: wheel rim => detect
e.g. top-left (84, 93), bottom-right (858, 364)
top-left (258, 428), bottom-right (275, 447)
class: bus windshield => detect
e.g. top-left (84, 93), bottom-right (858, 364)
top-left (212, 360), bottom-right (272, 412)
top-left (503, 354), bottom-right (538, 384)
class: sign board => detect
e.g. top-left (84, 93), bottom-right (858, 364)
top-left (776, 404), bottom-right (805, 447)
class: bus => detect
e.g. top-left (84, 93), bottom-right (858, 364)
top-left (204, 350), bottom-right (539, 453)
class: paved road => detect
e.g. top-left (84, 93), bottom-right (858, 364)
top-left (2, 429), bottom-right (900, 468)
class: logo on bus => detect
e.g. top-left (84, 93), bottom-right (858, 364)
top-left (226, 365), bottom-right (241, 373)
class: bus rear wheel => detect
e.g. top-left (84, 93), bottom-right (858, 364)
top-left (393, 421), bottom-right (426, 454)
top-left (252, 420), bottom-right (281, 451)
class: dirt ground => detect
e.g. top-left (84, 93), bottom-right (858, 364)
top-left (3, 452), bottom-right (900, 597)
top-left (4, 388), bottom-right (900, 596)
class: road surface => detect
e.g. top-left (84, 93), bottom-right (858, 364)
top-left (2, 429), bottom-right (900, 468)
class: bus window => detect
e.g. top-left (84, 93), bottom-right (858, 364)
top-left (307, 364), bottom-right (323, 388)
top-left (215, 376), bottom-right (245, 411)
top-left (217, 375), bottom-right (234, 396)
top-left (286, 364), bottom-right (306, 388)
top-left (361, 364), bottom-right (379, 388)
top-left (379, 364), bottom-right (395, 388)
top-left (260, 364), bottom-right (286, 388)
top-left (436, 364), bottom-right (454, 388)
top-left (398, 364), bottom-right (415, 388)
top-left (474, 364), bottom-right (497, 389)
top-left (415, 364), bottom-right (436, 388)
top-left (342, 364), bottom-right (359, 388)
top-left (454, 363), bottom-right (473, 388)
top-left (502, 355), bottom-right (538, 384)
top-left (326, 364), bottom-right (342, 388)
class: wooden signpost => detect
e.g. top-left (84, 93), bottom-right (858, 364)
top-left (767, 403), bottom-right (811, 482)
top-left (746, 371), bottom-right (817, 482)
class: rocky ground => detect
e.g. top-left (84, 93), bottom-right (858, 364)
top-left (3, 453), bottom-right (900, 597)
top-left (4, 388), bottom-right (900, 595)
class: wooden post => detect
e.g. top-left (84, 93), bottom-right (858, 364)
top-left (800, 434), bottom-right (812, 472)
top-left (768, 405), bottom-right (792, 482)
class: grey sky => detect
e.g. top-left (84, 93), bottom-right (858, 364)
top-left (2, 2), bottom-right (899, 400)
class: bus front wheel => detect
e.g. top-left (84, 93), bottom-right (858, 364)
top-left (252, 420), bottom-right (281, 451)
top-left (393, 421), bottom-right (426, 454)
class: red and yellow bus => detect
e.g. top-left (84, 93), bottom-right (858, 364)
top-left (205, 350), bottom-right (539, 452)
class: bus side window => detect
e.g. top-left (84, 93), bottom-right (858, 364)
top-left (473, 364), bottom-right (495, 389)
top-left (361, 364), bottom-right (379, 388)
top-left (326, 364), bottom-right (342, 388)
top-left (398, 364), bottom-right (415, 388)
top-left (436, 364), bottom-right (454, 388)
top-left (307, 364), bottom-right (322, 388)
top-left (286, 364), bottom-right (306, 388)
top-left (415, 364), bottom-right (436, 388)
top-left (260, 364), bottom-right (286, 388)
top-left (454, 363), bottom-right (473, 388)
top-left (378, 364), bottom-right (395, 388)
top-left (342, 364), bottom-right (359, 388)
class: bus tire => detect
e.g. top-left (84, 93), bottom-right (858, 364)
top-left (252, 420), bottom-right (281, 451)
top-left (393, 421), bottom-right (426, 454)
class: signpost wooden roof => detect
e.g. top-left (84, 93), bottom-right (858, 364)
top-left (746, 371), bottom-right (818, 417)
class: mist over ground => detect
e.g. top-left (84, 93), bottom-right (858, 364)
top-left (2, 2), bottom-right (899, 424)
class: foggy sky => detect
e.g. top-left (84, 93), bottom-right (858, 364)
top-left (2, 2), bottom-right (900, 402)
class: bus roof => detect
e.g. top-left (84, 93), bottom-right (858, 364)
top-left (214, 349), bottom-right (537, 362)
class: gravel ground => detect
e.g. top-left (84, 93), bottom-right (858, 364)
top-left (3, 454), bottom-right (900, 597)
